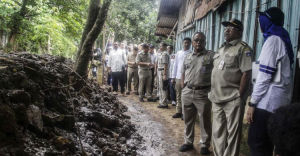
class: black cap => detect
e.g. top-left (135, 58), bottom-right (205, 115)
top-left (256, 7), bottom-right (284, 26)
top-left (221, 18), bottom-right (243, 30)
top-left (149, 44), bottom-right (154, 48)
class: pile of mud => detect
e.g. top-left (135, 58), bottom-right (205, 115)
top-left (0, 52), bottom-right (142, 156)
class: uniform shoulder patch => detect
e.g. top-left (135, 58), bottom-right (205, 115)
top-left (240, 41), bottom-right (248, 46)
top-left (243, 47), bottom-right (251, 57)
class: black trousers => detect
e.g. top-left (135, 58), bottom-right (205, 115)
top-left (111, 71), bottom-right (125, 93)
top-left (150, 68), bottom-right (155, 94)
top-left (107, 73), bottom-right (111, 85)
top-left (248, 108), bottom-right (274, 156)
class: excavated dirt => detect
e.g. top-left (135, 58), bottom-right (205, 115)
top-left (0, 52), bottom-right (142, 156)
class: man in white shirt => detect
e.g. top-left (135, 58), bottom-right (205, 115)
top-left (107, 42), bottom-right (127, 96)
top-left (168, 45), bottom-right (176, 106)
top-left (171, 38), bottom-right (192, 118)
top-left (247, 7), bottom-right (294, 156)
top-left (149, 44), bottom-right (157, 95)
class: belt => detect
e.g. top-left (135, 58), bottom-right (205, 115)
top-left (129, 67), bottom-right (138, 69)
top-left (187, 85), bottom-right (210, 90)
top-left (158, 68), bottom-right (168, 71)
top-left (139, 68), bottom-right (150, 70)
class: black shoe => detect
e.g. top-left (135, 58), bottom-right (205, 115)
top-left (172, 113), bottom-right (183, 118)
top-left (139, 98), bottom-right (144, 102)
top-left (155, 97), bottom-right (159, 100)
top-left (181, 116), bottom-right (183, 120)
top-left (172, 104), bottom-right (176, 106)
top-left (179, 144), bottom-right (193, 152)
top-left (135, 92), bottom-right (139, 95)
top-left (200, 147), bottom-right (211, 155)
top-left (147, 98), bottom-right (157, 102)
top-left (126, 91), bottom-right (130, 95)
top-left (157, 105), bottom-right (168, 109)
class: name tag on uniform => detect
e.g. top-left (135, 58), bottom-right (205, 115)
top-left (200, 66), bottom-right (206, 73)
top-left (218, 60), bottom-right (225, 70)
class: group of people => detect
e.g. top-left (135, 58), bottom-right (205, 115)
top-left (103, 7), bottom-right (297, 156)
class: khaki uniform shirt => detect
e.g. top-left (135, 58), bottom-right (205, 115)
top-left (136, 51), bottom-right (151, 69)
top-left (209, 39), bottom-right (253, 103)
top-left (127, 52), bottom-right (138, 68)
top-left (181, 49), bottom-right (214, 87)
top-left (157, 51), bottom-right (169, 70)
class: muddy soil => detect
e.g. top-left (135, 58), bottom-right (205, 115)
top-left (0, 52), bottom-right (142, 156)
top-left (118, 94), bottom-right (213, 156)
top-left (117, 93), bottom-right (250, 156)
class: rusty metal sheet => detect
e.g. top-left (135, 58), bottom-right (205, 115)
top-left (184, 0), bottom-right (197, 26)
top-left (194, 0), bottom-right (227, 20)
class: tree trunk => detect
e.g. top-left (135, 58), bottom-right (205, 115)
top-left (0, 29), bottom-right (3, 48)
top-left (7, 0), bottom-right (28, 49)
top-left (74, 0), bottom-right (112, 77)
top-left (75, 0), bottom-right (101, 63)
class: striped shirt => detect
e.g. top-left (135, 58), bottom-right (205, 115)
top-left (251, 35), bottom-right (292, 113)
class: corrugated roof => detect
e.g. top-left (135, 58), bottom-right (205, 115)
top-left (155, 0), bottom-right (183, 37)
top-left (194, 0), bottom-right (227, 20)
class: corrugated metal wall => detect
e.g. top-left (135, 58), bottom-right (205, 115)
top-left (175, 0), bottom-right (300, 101)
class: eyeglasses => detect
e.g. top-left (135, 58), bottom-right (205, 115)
top-left (193, 39), bottom-right (205, 43)
top-left (224, 26), bottom-right (235, 31)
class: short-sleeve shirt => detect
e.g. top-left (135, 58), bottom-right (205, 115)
top-left (209, 39), bottom-right (253, 103)
top-left (181, 49), bottom-right (214, 87)
top-left (136, 51), bottom-right (151, 69)
top-left (127, 52), bottom-right (138, 68)
top-left (157, 51), bottom-right (169, 69)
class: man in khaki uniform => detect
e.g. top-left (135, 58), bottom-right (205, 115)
top-left (208, 19), bottom-right (252, 156)
top-left (136, 43), bottom-right (156, 102)
top-left (155, 42), bottom-right (169, 108)
top-left (126, 47), bottom-right (139, 95)
top-left (171, 37), bottom-right (192, 119)
top-left (179, 32), bottom-right (214, 155)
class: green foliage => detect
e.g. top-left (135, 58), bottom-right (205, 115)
top-left (107, 0), bottom-right (159, 44)
top-left (0, 0), bottom-right (161, 57)
top-left (0, 0), bottom-right (88, 58)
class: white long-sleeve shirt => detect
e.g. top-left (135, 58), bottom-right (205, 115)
top-left (107, 49), bottom-right (127, 72)
top-left (169, 54), bottom-right (176, 76)
top-left (171, 49), bottom-right (192, 79)
top-left (250, 35), bottom-right (292, 113)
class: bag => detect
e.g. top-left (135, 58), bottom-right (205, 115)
top-left (163, 80), bottom-right (169, 91)
top-left (252, 61), bottom-right (281, 84)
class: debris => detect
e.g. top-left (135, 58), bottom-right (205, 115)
top-left (0, 52), bottom-right (141, 155)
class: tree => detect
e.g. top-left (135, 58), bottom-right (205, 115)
top-left (106, 0), bottom-right (159, 44)
top-left (74, 0), bottom-right (112, 77)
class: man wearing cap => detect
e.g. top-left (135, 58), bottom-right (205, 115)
top-left (156, 42), bottom-right (170, 108)
top-left (247, 7), bottom-right (294, 156)
top-left (136, 43), bottom-right (156, 102)
top-left (171, 37), bottom-right (192, 118)
top-left (179, 32), bottom-right (214, 155)
top-left (208, 19), bottom-right (253, 156)
top-left (126, 47), bottom-right (139, 95)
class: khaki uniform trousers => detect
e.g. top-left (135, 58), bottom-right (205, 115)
top-left (157, 70), bottom-right (168, 106)
top-left (127, 67), bottom-right (138, 92)
top-left (212, 97), bottom-right (245, 156)
top-left (182, 87), bottom-right (212, 148)
top-left (175, 79), bottom-right (182, 113)
top-left (138, 69), bottom-right (152, 98)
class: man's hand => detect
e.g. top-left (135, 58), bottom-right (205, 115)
top-left (163, 75), bottom-right (167, 80)
top-left (154, 71), bottom-right (157, 77)
top-left (181, 83), bottom-right (185, 89)
top-left (171, 79), bottom-right (175, 84)
top-left (108, 69), bottom-right (111, 74)
top-left (246, 107), bottom-right (255, 123)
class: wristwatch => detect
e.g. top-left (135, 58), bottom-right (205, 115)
top-left (248, 102), bottom-right (257, 107)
